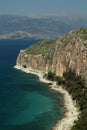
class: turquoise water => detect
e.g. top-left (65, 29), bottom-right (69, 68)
top-left (0, 39), bottom-right (63, 130)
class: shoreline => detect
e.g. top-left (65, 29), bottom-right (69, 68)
top-left (14, 65), bottom-right (79, 130)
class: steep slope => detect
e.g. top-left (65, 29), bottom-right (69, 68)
top-left (16, 28), bottom-right (87, 80)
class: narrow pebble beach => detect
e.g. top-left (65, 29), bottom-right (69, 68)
top-left (14, 65), bottom-right (79, 130)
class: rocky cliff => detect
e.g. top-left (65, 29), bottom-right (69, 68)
top-left (16, 28), bottom-right (87, 80)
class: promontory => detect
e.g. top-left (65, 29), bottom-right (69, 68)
top-left (15, 28), bottom-right (87, 130)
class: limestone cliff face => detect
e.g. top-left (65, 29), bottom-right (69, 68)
top-left (16, 28), bottom-right (87, 80)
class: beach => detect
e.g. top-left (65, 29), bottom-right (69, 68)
top-left (14, 65), bottom-right (79, 130)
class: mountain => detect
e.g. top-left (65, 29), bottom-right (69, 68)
top-left (0, 14), bottom-right (87, 39)
top-left (15, 28), bottom-right (87, 80)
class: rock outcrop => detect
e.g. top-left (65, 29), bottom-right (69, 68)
top-left (16, 28), bottom-right (87, 80)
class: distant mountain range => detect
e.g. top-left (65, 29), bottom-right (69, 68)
top-left (0, 14), bottom-right (87, 39)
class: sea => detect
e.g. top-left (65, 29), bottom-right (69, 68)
top-left (0, 39), bottom-right (63, 130)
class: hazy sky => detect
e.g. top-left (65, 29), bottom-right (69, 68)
top-left (0, 0), bottom-right (87, 16)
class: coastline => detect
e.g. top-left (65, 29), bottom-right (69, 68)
top-left (14, 65), bottom-right (79, 130)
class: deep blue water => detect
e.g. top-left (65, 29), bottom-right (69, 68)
top-left (0, 39), bottom-right (63, 130)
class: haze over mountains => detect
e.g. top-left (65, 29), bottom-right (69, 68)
top-left (0, 14), bottom-right (87, 39)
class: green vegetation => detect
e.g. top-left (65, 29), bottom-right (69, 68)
top-left (76, 27), bottom-right (87, 41)
top-left (83, 43), bottom-right (87, 48)
top-left (60, 28), bottom-right (87, 48)
top-left (25, 38), bottom-right (57, 56)
top-left (45, 69), bottom-right (87, 130)
top-left (61, 33), bottom-right (71, 47)
top-left (44, 71), bottom-right (57, 81)
top-left (45, 71), bottom-right (64, 85)
top-left (80, 28), bottom-right (87, 41)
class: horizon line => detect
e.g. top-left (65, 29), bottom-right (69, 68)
top-left (0, 13), bottom-right (87, 18)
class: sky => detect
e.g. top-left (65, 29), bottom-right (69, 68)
top-left (0, 0), bottom-right (87, 16)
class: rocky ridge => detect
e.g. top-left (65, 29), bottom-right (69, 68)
top-left (16, 28), bottom-right (87, 80)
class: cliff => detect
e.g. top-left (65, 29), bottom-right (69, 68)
top-left (16, 28), bottom-right (87, 80)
